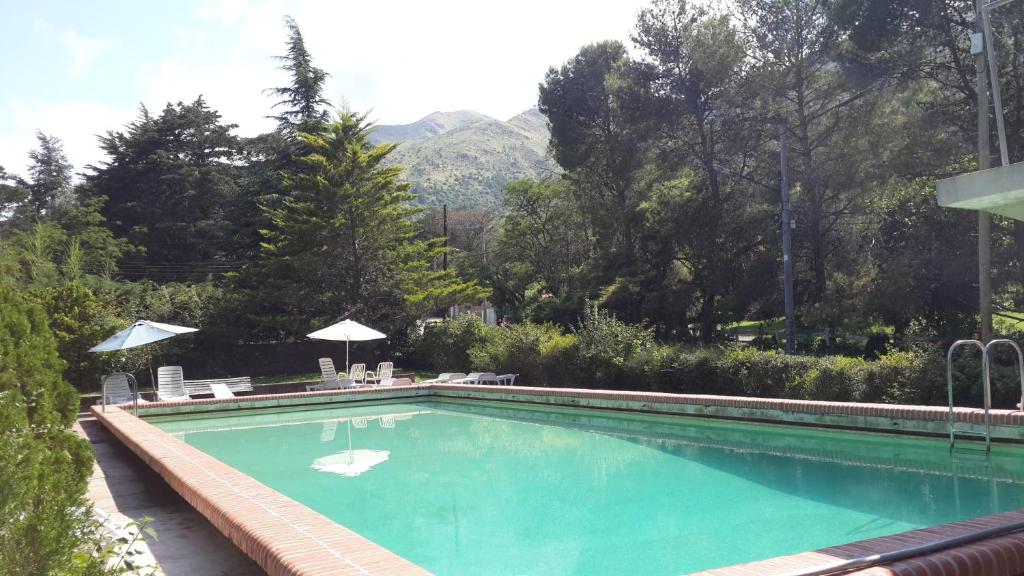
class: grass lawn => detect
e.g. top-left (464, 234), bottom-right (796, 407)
top-left (994, 312), bottom-right (1024, 334)
top-left (724, 318), bottom-right (785, 336)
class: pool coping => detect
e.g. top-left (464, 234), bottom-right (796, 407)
top-left (92, 384), bottom-right (1024, 576)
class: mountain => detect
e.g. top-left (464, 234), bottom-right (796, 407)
top-left (369, 110), bottom-right (492, 145)
top-left (369, 108), bottom-right (557, 208)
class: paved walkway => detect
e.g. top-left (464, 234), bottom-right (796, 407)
top-left (76, 415), bottom-right (264, 576)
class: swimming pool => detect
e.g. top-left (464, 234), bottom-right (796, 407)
top-left (147, 397), bottom-right (1024, 575)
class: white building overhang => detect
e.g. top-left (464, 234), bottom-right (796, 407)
top-left (937, 162), bottom-right (1024, 221)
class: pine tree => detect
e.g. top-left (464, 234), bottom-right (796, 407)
top-left (265, 16), bottom-right (332, 133)
top-left (26, 132), bottom-right (73, 217)
top-left (0, 166), bottom-right (30, 229)
top-left (84, 97), bottom-right (242, 272)
top-left (246, 111), bottom-right (486, 339)
top-left (0, 282), bottom-right (106, 576)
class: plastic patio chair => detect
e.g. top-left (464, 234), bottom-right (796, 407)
top-left (156, 366), bottom-right (190, 401)
top-left (420, 372), bottom-right (467, 384)
top-left (365, 362), bottom-right (393, 386)
top-left (348, 363), bottom-right (367, 386)
top-left (451, 372), bottom-right (499, 385)
top-left (101, 373), bottom-right (144, 405)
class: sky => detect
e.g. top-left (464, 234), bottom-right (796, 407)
top-left (0, 0), bottom-right (650, 177)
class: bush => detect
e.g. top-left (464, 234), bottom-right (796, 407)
top-left (32, 281), bottom-right (122, 392)
top-left (412, 308), bottom-right (956, 407)
top-left (617, 344), bottom-right (946, 405)
top-left (573, 303), bottom-right (655, 389)
top-left (0, 282), bottom-right (110, 575)
top-left (468, 323), bottom-right (576, 387)
top-left (416, 315), bottom-right (495, 372)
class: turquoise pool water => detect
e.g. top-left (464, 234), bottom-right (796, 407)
top-left (150, 401), bottom-right (1024, 575)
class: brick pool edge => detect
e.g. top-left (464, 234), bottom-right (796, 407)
top-left (93, 384), bottom-right (1024, 576)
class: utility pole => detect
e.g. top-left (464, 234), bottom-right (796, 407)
top-left (779, 124), bottom-right (796, 354)
top-left (442, 203), bottom-right (449, 272)
top-left (975, 0), bottom-right (993, 341)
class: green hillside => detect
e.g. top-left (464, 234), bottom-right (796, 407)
top-left (369, 108), bottom-right (557, 208)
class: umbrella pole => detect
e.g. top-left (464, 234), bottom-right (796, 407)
top-left (348, 420), bottom-right (354, 465)
top-left (148, 353), bottom-right (156, 396)
top-left (346, 337), bottom-right (350, 373)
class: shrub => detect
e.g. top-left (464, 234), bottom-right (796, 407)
top-left (416, 315), bottom-right (495, 372)
top-left (573, 303), bottom-right (655, 389)
top-left (411, 310), bottom-right (957, 408)
top-left (719, 347), bottom-right (815, 398)
top-left (469, 322), bottom-right (574, 387)
top-left (32, 281), bottom-right (122, 392)
top-left (0, 282), bottom-right (110, 575)
top-left (795, 355), bottom-right (870, 402)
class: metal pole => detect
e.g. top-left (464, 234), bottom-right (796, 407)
top-left (977, 0), bottom-right (994, 342)
top-left (981, 4), bottom-right (1011, 168)
top-left (780, 124), bottom-right (796, 354)
top-left (443, 203), bottom-right (450, 320)
top-left (442, 203), bottom-right (449, 272)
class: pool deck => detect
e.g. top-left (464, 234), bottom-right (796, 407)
top-left (92, 384), bottom-right (1024, 576)
top-left (75, 414), bottom-right (265, 576)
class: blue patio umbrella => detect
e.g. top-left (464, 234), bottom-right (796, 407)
top-left (90, 320), bottom-right (199, 392)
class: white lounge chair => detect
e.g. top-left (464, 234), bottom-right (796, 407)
top-left (497, 374), bottom-right (518, 386)
top-left (451, 372), bottom-right (499, 385)
top-left (420, 372), bottom-right (467, 384)
top-left (365, 362), bottom-right (393, 386)
top-left (307, 358), bottom-right (355, 391)
top-left (101, 373), bottom-right (145, 405)
top-left (208, 382), bottom-right (235, 399)
top-left (156, 366), bottom-right (190, 401)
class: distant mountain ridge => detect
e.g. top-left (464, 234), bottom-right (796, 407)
top-left (369, 108), bottom-right (557, 208)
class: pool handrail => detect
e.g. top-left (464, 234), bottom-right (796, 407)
top-left (946, 339), bottom-right (988, 449)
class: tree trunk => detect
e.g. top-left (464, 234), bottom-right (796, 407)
top-left (699, 288), bottom-right (717, 344)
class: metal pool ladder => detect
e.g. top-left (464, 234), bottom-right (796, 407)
top-left (946, 339), bottom-right (1024, 450)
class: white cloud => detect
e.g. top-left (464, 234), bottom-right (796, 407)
top-left (0, 100), bottom-right (136, 177)
top-left (62, 30), bottom-right (116, 77)
top-left (192, 0), bottom-right (649, 124)
top-left (3, 0), bottom-right (650, 177)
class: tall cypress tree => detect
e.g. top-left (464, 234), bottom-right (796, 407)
top-left (84, 97), bottom-right (242, 272)
top-left (26, 132), bottom-right (73, 217)
top-left (243, 112), bottom-right (486, 339)
top-left (265, 15), bottom-right (332, 134)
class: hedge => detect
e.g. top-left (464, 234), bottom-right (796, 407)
top-left (415, 314), bottom-right (1019, 409)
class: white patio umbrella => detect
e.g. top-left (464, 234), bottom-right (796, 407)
top-left (307, 319), bottom-right (386, 371)
top-left (89, 320), bottom-right (199, 390)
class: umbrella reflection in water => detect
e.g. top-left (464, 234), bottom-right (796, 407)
top-left (313, 412), bottom-right (412, 477)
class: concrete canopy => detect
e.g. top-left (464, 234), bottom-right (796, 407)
top-left (937, 162), bottom-right (1024, 221)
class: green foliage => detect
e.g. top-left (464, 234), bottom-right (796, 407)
top-left (412, 306), bottom-right (952, 405)
top-left (266, 15), bottom-right (332, 133)
top-left (572, 303), bottom-right (656, 388)
top-left (0, 282), bottom-right (109, 576)
top-left (32, 282), bottom-right (121, 392)
top-left (867, 173), bottom-right (978, 337)
top-left (498, 179), bottom-right (589, 297)
top-left (247, 111), bottom-right (486, 339)
top-left (0, 282), bottom-right (78, 426)
top-left (416, 315), bottom-right (493, 372)
top-left (468, 323), bottom-right (577, 387)
top-left (415, 316), bottom-right (577, 386)
top-left (84, 97), bottom-right (242, 271)
top-left (27, 131), bottom-right (74, 217)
